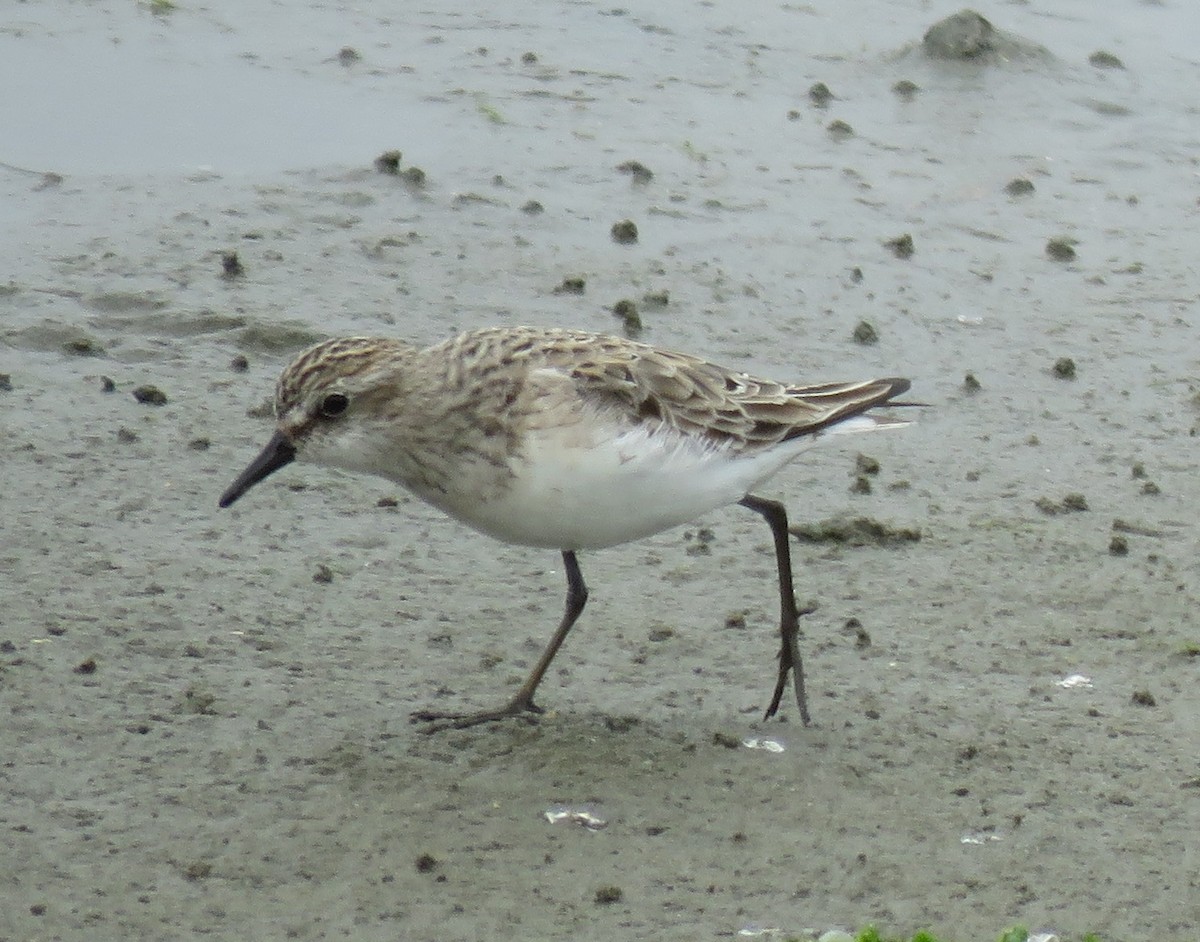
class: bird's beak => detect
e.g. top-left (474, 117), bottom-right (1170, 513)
top-left (219, 430), bottom-right (297, 508)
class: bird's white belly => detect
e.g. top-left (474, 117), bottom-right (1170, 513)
top-left (446, 424), bottom-right (813, 550)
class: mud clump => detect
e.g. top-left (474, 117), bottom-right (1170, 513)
top-left (684, 526), bottom-right (715, 556)
top-left (808, 82), bottom-right (833, 108)
top-left (845, 617), bottom-right (871, 649)
top-left (1089, 50), bottom-right (1124, 70)
top-left (183, 861), bottom-right (213, 881)
top-left (1062, 493), bottom-right (1089, 512)
top-left (374, 150), bottom-right (402, 174)
top-left (892, 79), bottom-right (920, 100)
top-left (181, 685), bottom-right (217, 715)
top-left (612, 299), bottom-right (641, 336)
top-left (1052, 357), bottom-right (1077, 379)
top-left (1131, 689), bottom-right (1157, 708)
top-left (924, 10), bottom-right (995, 59)
top-left (220, 250), bottom-right (245, 279)
top-left (1035, 493), bottom-right (1089, 515)
top-left (852, 320), bottom-right (879, 345)
top-left (611, 219), bottom-right (639, 244)
top-left (64, 337), bottom-right (104, 357)
top-left (1005, 178), bottom-right (1035, 197)
top-left (1112, 518), bottom-right (1162, 538)
top-left (920, 9), bottom-right (1050, 64)
top-left (855, 454), bottom-right (881, 476)
top-left (616, 160), bottom-right (653, 183)
top-left (826, 119), bottom-right (854, 140)
top-left (1046, 238), bottom-right (1077, 262)
top-left (374, 151), bottom-right (427, 187)
top-left (132, 385), bottom-right (168, 406)
top-left (552, 276), bottom-right (586, 295)
top-left (886, 233), bottom-right (915, 259)
top-left (790, 516), bottom-right (921, 547)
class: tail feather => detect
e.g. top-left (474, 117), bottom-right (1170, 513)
top-left (783, 376), bottom-right (916, 441)
top-left (822, 412), bottom-right (913, 436)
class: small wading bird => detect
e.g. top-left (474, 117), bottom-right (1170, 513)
top-left (219, 326), bottom-right (914, 730)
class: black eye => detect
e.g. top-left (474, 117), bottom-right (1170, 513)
top-left (319, 392), bottom-right (350, 418)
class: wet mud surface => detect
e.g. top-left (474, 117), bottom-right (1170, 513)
top-left (3, 2), bottom-right (1199, 939)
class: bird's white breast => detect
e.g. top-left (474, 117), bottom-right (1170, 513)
top-left (448, 421), bottom-right (813, 550)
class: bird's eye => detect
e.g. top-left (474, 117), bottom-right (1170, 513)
top-left (318, 392), bottom-right (350, 418)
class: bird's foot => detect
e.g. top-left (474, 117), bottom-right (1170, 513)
top-left (411, 695), bottom-right (544, 733)
top-left (763, 602), bottom-right (816, 725)
top-left (763, 661), bottom-right (812, 726)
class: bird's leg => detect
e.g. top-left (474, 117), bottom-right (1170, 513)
top-left (413, 550), bottom-right (589, 732)
top-left (739, 495), bottom-right (813, 725)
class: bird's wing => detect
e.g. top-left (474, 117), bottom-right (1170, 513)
top-left (562, 342), bottom-right (911, 450)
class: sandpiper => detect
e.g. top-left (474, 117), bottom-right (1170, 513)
top-left (219, 326), bottom-right (913, 730)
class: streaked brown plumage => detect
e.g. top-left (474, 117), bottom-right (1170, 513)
top-left (220, 327), bottom-right (914, 730)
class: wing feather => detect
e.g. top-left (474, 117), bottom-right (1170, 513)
top-left (560, 339), bottom-right (910, 451)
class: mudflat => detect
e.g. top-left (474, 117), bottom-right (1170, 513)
top-left (3, 3), bottom-right (1198, 939)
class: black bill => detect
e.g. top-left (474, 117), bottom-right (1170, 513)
top-left (218, 431), bottom-right (297, 508)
